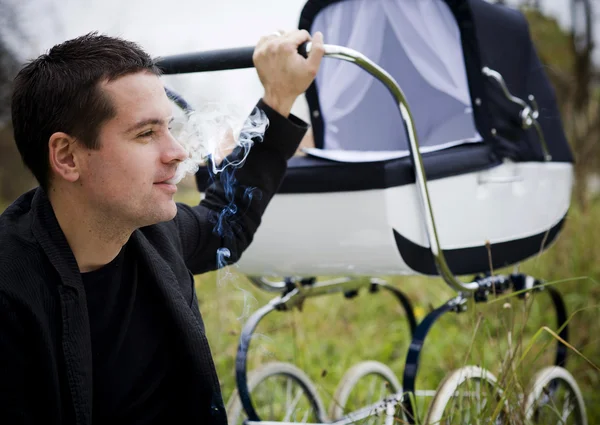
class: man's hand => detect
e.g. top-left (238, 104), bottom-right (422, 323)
top-left (253, 30), bottom-right (325, 117)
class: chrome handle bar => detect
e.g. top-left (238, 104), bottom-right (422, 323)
top-left (305, 42), bottom-right (479, 294)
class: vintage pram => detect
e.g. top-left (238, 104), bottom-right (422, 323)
top-left (157, 0), bottom-right (588, 423)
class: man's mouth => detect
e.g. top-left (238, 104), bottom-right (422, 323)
top-left (163, 168), bottom-right (185, 185)
top-left (154, 175), bottom-right (178, 193)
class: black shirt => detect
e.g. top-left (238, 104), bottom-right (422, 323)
top-left (82, 244), bottom-right (179, 424)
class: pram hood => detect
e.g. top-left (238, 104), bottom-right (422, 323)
top-left (299, 0), bottom-right (573, 165)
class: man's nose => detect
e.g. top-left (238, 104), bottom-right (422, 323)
top-left (162, 132), bottom-right (189, 164)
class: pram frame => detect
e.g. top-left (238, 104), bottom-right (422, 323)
top-left (299, 42), bottom-right (481, 294)
top-left (231, 272), bottom-right (569, 424)
top-left (158, 42), bottom-right (577, 424)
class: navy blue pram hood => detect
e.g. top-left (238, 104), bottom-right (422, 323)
top-left (299, 0), bottom-right (573, 165)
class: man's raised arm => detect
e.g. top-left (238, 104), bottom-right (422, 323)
top-left (173, 30), bottom-right (324, 274)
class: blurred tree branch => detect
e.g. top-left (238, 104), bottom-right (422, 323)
top-left (0, 0), bottom-right (36, 202)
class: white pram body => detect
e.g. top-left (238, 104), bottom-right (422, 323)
top-left (235, 159), bottom-right (571, 277)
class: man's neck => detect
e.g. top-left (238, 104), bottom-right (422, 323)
top-left (48, 187), bottom-right (133, 273)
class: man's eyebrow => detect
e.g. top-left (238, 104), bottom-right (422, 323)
top-left (125, 117), bottom-right (174, 134)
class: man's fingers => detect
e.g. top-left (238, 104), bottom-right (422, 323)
top-left (256, 30), bottom-right (284, 48)
top-left (257, 29), bottom-right (311, 56)
top-left (285, 29), bottom-right (311, 46)
top-left (307, 31), bottom-right (325, 72)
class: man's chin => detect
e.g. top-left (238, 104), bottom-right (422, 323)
top-left (140, 202), bottom-right (178, 227)
top-left (158, 202), bottom-right (178, 222)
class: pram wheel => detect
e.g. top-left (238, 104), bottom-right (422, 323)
top-left (525, 366), bottom-right (587, 425)
top-left (329, 360), bottom-right (403, 422)
top-left (425, 365), bottom-right (506, 425)
top-left (225, 361), bottom-right (327, 424)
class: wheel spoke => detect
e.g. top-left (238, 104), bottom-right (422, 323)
top-left (284, 386), bottom-right (306, 421)
top-left (367, 375), bottom-right (378, 402)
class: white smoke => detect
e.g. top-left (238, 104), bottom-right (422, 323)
top-left (166, 102), bottom-right (269, 184)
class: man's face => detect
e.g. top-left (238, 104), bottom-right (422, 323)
top-left (77, 71), bottom-right (188, 228)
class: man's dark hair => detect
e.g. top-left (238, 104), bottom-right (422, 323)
top-left (11, 32), bottom-right (162, 190)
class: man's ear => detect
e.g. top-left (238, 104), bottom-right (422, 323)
top-left (48, 132), bottom-right (80, 183)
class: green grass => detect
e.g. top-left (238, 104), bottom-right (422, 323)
top-left (178, 189), bottom-right (600, 423)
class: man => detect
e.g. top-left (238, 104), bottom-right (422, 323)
top-left (0, 29), bottom-right (324, 424)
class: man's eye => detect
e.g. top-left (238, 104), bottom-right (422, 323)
top-left (139, 130), bottom-right (154, 138)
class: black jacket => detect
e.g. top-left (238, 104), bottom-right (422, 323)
top-left (0, 99), bottom-right (308, 424)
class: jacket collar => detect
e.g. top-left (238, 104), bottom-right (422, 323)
top-left (29, 187), bottom-right (93, 424)
top-left (30, 187), bottom-right (83, 291)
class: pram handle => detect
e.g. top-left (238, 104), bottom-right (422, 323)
top-left (156, 42), bottom-right (311, 74)
top-left (156, 46), bottom-right (255, 74)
